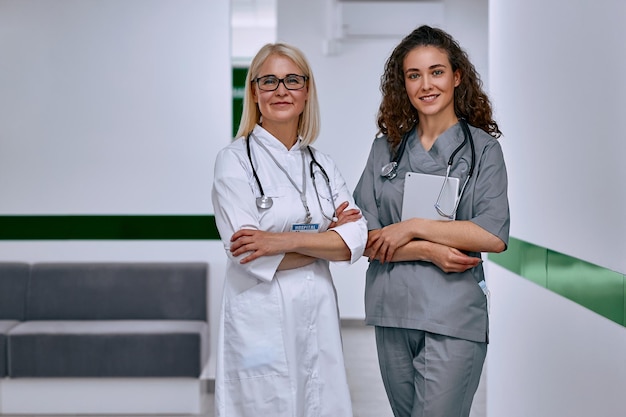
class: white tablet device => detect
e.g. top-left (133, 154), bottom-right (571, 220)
top-left (401, 172), bottom-right (460, 221)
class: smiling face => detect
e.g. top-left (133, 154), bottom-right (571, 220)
top-left (403, 45), bottom-right (460, 122)
top-left (253, 54), bottom-right (309, 135)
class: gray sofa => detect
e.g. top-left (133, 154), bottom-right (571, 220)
top-left (0, 262), bottom-right (29, 379)
top-left (0, 261), bottom-right (209, 414)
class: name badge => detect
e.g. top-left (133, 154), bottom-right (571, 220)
top-left (291, 223), bottom-right (319, 233)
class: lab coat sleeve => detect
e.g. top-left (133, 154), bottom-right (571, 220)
top-left (469, 140), bottom-right (510, 247)
top-left (353, 140), bottom-right (384, 230)
top-left (211, 145), bottom-right (283, 282)
top-left (325, 155), bottom-right (368, 265)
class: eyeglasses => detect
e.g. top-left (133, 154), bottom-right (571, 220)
top-left (254, 74), bottom-right (308, 91)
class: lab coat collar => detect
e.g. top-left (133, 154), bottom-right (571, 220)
top-left (253, 124), bottom-right (304, 152)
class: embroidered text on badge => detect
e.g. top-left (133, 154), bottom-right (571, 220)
top-left (291, 223), bottom-right (319, 233)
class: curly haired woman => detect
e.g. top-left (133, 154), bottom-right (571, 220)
top-left (353, 25), bottom-right (510, 417)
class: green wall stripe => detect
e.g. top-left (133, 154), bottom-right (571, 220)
top-left (0, 215), bottom-right (220, 240)
top-left (489, 237), bottom-right (626, 327)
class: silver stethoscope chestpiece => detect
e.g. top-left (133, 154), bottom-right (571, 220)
top-left (380, 162), bottom-right (398, 180)
top-left (256, 195), bottom-right (273, 209)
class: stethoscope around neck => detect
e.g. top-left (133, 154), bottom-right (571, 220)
top-left (246, 132), bottom-right (338, 223)
top-left (381, 118), bottom-right (476, 219)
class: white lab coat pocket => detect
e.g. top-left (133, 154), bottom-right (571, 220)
top-left (222, 281), bottom-right (292, 415)
top-left (223, 281), bottom-right (288, 380)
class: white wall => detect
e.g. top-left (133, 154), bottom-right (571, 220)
top-left (444, 0), bottom-right (489, 90)
top-left (0, 0), bottom-right (230, 215)
top-left (490, 0), bottom-right (626, 275)
top-left (488, 0), bottom-right (626, 415)
top-left (0, 0), bottom-right (231, 380)
top-left (487, 263), bottom-right (626, 417)
top-left (231, 0), bottom-right (276, 63)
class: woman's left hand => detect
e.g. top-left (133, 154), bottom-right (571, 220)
top-left (366, 221), bottom-right (416, 263)
top-left (328, 201), bottom-right (362, 229)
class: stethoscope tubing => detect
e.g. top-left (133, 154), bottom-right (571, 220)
top-left (382, 118), bottom-right (476, 182)
top-left (246, 132), bottom-right (338, 222)
top-left (246, 132), bottom-right (267, 199)
top-left (457, 118), bottom-right (476, 179)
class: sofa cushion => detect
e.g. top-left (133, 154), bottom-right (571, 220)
top-left (27, 262), bottom-right (207, 320)
top-left (0, 262), bottom-right (29, 320)
top-left (8, 320), bottom-right (209, 377)
top-left (0, 320), bottom-right (20, 377)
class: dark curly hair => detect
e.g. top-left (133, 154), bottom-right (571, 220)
top-left (377, 25), bottom-right (501, 150)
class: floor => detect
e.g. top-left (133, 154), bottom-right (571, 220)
top-left (5, 323), bottom-right (486, 417)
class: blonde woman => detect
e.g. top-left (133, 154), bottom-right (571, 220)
top-left (212, 43), bottom-right (367, 417)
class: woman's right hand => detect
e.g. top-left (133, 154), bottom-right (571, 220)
top-left (230, 229), bottom-right (287, 264)
top-left (428, 243), bottom-right (481, 273)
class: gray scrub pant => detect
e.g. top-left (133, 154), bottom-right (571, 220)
top-left (375, 326), bottom-right (487, 417)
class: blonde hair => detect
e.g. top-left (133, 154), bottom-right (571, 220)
top-left (235, 43), bottom-right (321, 146)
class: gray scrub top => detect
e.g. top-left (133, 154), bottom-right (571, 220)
top-left (353, 122), bottom-right (510, 343)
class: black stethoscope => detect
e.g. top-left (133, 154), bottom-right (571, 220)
top-left (246, 132), bottom-right (338, 223)
top-left (381, 118), bottom-right (476, 219)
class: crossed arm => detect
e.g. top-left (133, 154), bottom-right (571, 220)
top-left (230, 202), bottom-right (362, 270)
top-left (365, 218), bottom-right (505, 273)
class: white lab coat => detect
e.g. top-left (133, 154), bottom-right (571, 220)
top-left (212, 125), bottom-right (367, 417)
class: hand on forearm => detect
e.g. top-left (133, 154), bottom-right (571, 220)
top-left (365, 238), bottom-right (480, 273)
top-left (230, 228), bottom-right (351, 264)
top-left (230, 229), bottom-right (293, 264)
top-left (424, 242), bottom-right (481, 273)
top-left (365, 222), bottom-right (417, 263)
